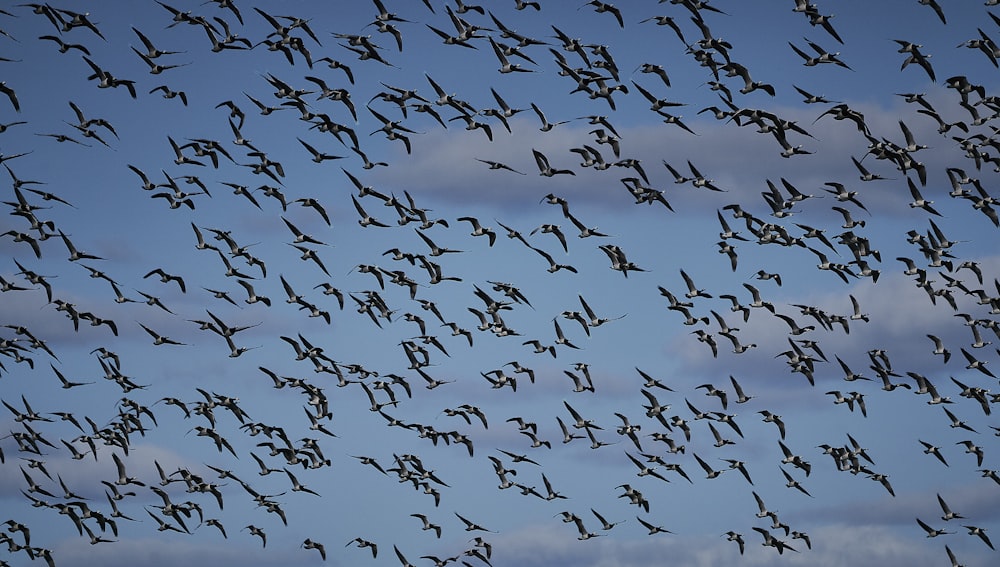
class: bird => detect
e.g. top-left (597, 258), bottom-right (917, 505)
top-left (680, 269), bottom-right (712, 299)
top-left (347, 537), bottom-right (378, 558)
top-left (927, 334), bottom-right (952, 363)
top-left (956, 440), bottom-right (985, 467)
top-left (143, 268), bottom-right (187, 293)
top-left (138, 322), bottom-right (186, 346)
top-left (724, 531), bottom-right (746, 555)
top-left (39, 34), bottom-right (91, 55)
top-left (793, 85), bottom-right (838, 104)
top-left (297, 137), bottom-right (343, 163)
top-left (0, 81), bottom-right (20, 112)
top-left (917, 517), bottom-right (954, 538)
top-left (533, 148), bottom-right (576, 177)
top-left (937, 493), bottom-right (964, 521)
top-left (694, 453), bottom-right (725, 479)
top-left (302, 538), bottom-right (326, 560)
top-left (961, 348), bottom-right (995, 377)
top-left (457, 217), bottom-right (497, 246)
top-left (907, 177), bottom-right (941, 216)
top-left (244, 525), bottom-right (267, 548)
top-left (530, 102), bottom-right (572, 131)
top-left (964, 525), bottom-right (994, 550)
top-left (454, 512), bottom-right (495, 533)
top-left (781, 467), bottom-right (812, 497)
top-left (759, 411), bottom-right (786, 439)
top-left (918, 0), bottom-right (947, 24)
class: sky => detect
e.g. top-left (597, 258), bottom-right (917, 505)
top-left (1, 1), bottom-right (1000, 565)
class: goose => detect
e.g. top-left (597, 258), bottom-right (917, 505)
top-left (131, 26), bottom-right (182, 59)
top-left (349, 195), bottom-right (389, 228)
top-left (696, 382), bottom-right (728, 409)
top-left (36, 129), bottom-right (93, 146)
top-left (570, 144), bottom-right (606, 169)
top-left (792, 39), bottom-right (852, 69)
top-left (824, 181), bottom-right (869, 211)
top-left (2, 230), bottom-right (42, 259)
top-left (752, 491), bottom-right (776, 521)
top-left (483, 87), bottom-right (527, 129)
top-left (814, 103), bottom-right (869, 134)
top-left (141, 507), bottom-right (184, 534)
top-left (284, 468), bottom-right (320, 496)
top-left (915, 0), bottom-right (947, 23)
top-left (631, 81), bottom-right (684, 114)
top-left (907, 177), bottom-right (941, 216)
top-left (499, 448), bottom-right (539, 467)
top-left (741, 283), bottom-right (775, 312)
top-left (455, 512), bottom-right (495, 533)
top-left (956, 440), bottom-right (985, 466)
top-left (38, 34), bottom-right (91, 55)
top-left (487, 36), bottom-right (533, 74)
top-left (109, 453), bottom-right (144, 487)
top-left (550, 368), bottom-right (594, 392)
top-left (452, 0), bottom-right (485, 14)
top-left (724, 531), bottom-right (746, 555)
top-left (561, 307), bottom-right (591, 336)
top-left (448, 112), bottom-right (494, 140)
top-left (718, 294), bottom-right (750, 323)
top-left (781, 468), bottom-right (812, 497)
top-left (533, 148), bottom-right (575, 176)
top-left (717, 210), bottom-right (749, 241)
top-left (917, 439), bottom-right (950, 467)
top-left (570, 515), bottom-right (602, 540)
top-left (404, 513), bottom-right (443, 542)
top-left (237, 280), bottom-right (271, 306)
top-left (563, 401), bottom-right (600, 431)
top-left (291, 244), bottom-right (331, 276)
top-left (689, 329), bottom-right (718, 357)
top-left (242, 525), bottom-right (267, 548)
top-left (778, 441), bottom-right (812, 475)
top-left (556, 416), bottom-right (583, 444)
top-left (415, 229), bottom-right (462, 257)
top-left (59, 230), bottom-right (104, 262)
top-left (132, 47), bottom-right (190, 75)
top-left (530, 102), bottom-right (571, 131)
top-left (917, 517), bottom-right (953, 538)
top-left (694, 452), bottom-right (725, 479)
top-left (349, 146), bottom-right (388, 170)
top-left (709, 422), bottom-right (734, 447)
top-left (686, 160), bottom-right (724, 192)
top-left (520, 430), bottom-right (552, 449)
top-left (578, 295), bottom-right (624, 327)
top-left (960, 348), bottom-right (995, 377)
top-left (937, 493), bottom-right (964, 521)
top-left (679, 269), bottom-right (712, 299)
top-left (476, 158), bottom-right (525, 175)
top-left (753, 527), bottom-right (797, 554)
top-left (713, 412), bottom-right (744, 438)
top-left (529, 245), bottom-right (578, 274)
top-left (297, 137), bottom-right (343, 163)
top-left (757, 410), bottom-right (785, 439)
top-left (964, 525), bottom-right (994, 550)
top-left (793, 85), bottom-right (837, 104)
top-left (280, 217), bottom-right (327, 246)
top-left (138, 322), bottom-right (186, 346)
top-left (788, 41), bottom-right (826, 68)
top-left (825, 388), bottom-right (854, 408)
top-left (566, 365), bottom-right (596, 393)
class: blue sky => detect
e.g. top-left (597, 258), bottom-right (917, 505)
top-left (1, 1), bottom-right (1000, 565)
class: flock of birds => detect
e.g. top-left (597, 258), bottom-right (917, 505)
top-left (2, 0), bottom-right (1000, 566)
